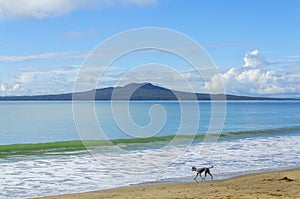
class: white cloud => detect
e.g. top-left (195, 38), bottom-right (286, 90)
top-left (0, 84), bottom-right (6, 92)
top-left (0, 66), bottom-right (80, 96)
top-left (0, 0), bottom-right (83, 20)
top-left (0, 51), bottom-right (86, 62)
top-left (16, 72), bottom-right (37, 83)
top-left (205, 67), bottom-right (290, 95)
top-left (12, 83), bottom-right (21, 91)
top-left (0, 0), bottom-right (157, 20)
top-left (243, 49), bottom-right (269, 68)
top-left (0, 82), bottom-right (29, 95)
top-left (205, 50), bottom-right (298, 96)
top-left (205, 68), bottom-right (237, 94)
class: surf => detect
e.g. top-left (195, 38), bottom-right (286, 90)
top-left (1, 126), bottom-right (299, 158)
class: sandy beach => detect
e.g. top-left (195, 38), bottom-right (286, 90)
top-left (34, 168), bottom-right (300, 199)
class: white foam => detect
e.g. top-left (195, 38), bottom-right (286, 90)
top-left (1, 134), bottom-right (300, 198)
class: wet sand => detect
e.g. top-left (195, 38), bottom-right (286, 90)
top-left (35, 168), bottom-right (300, 199)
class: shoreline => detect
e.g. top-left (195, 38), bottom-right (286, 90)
top-left (34, 167), bottom-right (300, 199)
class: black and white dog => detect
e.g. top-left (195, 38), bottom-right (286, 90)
top-left (191, 166), bottom-right (213, 181)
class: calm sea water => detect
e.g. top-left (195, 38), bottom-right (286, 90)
top-left (1, 100), bottom-right (299, 145)
top-left (0, 100), bottom-right (300, 198)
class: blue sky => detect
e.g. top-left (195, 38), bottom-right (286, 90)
top-left (0, 0), bottom-right (300, 97)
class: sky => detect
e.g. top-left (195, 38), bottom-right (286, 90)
top-left (0, 0), bottom-right (300, 97)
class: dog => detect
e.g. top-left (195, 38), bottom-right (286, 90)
top-left (192, 166), bottom-right (213, 181)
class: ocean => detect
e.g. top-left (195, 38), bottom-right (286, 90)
top-left (0, 100), bottom-right (300, 199)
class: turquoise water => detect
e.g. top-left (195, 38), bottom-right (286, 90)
top-left (0, 100), bottom-right (300, 198)
top-left (1, 101), bottom-right (299, 145)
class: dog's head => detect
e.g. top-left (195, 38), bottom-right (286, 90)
top-left (191, 166), bottom-right (196, 171)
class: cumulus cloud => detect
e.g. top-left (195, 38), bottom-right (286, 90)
top-left (0, 0), bottom-right (157, 20)
top-left (205, 50), bottom-right (297, 96)
top-left (0, 66), bottom-right (79, 96)
top-left (243, 49), bottom-right (269, 68)
top-left (0, 82), bottom-right (27, 94)
top-left (12, 83), bottom-right (21, 91)
top-left (15, 73), bottom-right (35, 85)
top-left (0, 84), bottom-right (6, 92)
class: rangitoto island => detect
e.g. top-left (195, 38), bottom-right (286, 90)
top-left (0, 82), bottom-right (295, 101)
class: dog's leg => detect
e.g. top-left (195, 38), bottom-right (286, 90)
top-left (194, 173), bottom-right (198, 182)
top-left (199, 172), bottom-right (204, 181)
top-left (203, 172), bottom-right (207, 181)
top-left (207, 171), bottom-right (213, 180)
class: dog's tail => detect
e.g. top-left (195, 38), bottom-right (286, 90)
top-left (209, 165), bottom-right (214, 169)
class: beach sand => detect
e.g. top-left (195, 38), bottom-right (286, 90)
top-left (35, 168), bottom-right (300, 199)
